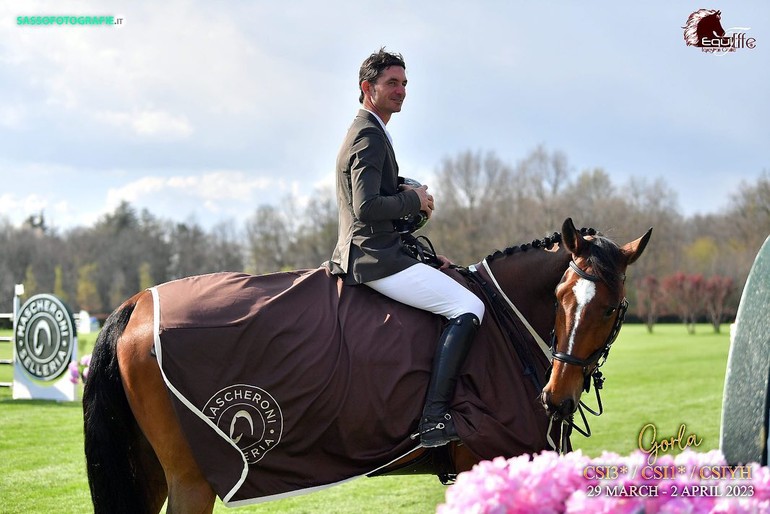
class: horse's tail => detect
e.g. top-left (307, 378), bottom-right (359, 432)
top-left (83, 298), bottom-right (150, 514)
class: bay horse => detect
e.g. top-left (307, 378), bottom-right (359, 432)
top-left (83, 218), bottom-right (651, 513)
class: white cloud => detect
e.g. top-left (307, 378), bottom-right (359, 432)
top-left (2, 1), bottom-right (318, 112)
top-left (105, 176), bottom-right (165, 205)
top-left (0, 192), bottom-right (47, 217)
top-left (105, 171), bottom-right (277, 214)
top-left (94, 109), bottom-right (193, 139)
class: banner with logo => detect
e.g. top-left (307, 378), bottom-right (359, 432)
top-left (13, 294), bottom-right (77, 401)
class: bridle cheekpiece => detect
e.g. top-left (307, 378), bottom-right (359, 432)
top-left (547, 259), bottom-right (629, 444)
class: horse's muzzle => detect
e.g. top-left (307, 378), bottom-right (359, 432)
top-left (541, 390), bottom-right (576, 420)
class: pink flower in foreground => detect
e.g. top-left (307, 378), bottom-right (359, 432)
top-left (438, 452), bottom-right (591, 514)
top-left (438, 450), bottom-right (770, 514)
top-left (752, 464), bottom-right (770, 501)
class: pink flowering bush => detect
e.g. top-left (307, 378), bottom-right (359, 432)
top-left (68, 354), bottom-right (91, 384)
top-left (438, 450), bottom-right (770, 514)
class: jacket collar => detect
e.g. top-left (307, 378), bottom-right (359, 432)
top-left (357, 109), bottom-right (394, 147)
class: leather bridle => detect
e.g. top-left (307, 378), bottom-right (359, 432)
top-left (547, 259), bottom-right (628, 443)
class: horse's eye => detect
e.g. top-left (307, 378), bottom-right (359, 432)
top-left (604, 307), bottom-right (617, 318)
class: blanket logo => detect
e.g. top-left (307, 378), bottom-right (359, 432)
top-left (204, 384), bottom-right (284, 464)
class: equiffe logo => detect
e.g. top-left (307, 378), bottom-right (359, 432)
top-left (683, 9), bottom-right (756, 53)
top-left (15, 294), bottom-right (75, 381)
top-left (204, 384), bottom-right (284, 464)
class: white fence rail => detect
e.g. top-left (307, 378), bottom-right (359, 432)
top-left (0, 288), bottom-right (21, 388)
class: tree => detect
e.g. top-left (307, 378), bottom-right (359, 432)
top-left (77, 263), bottom-right (101, 312)
top-left (53, 265), bottom-right (69, 303)
top-left (168, 220), bottom-right (210, 279)
top-left (207, 221), bottom-right (245, 272)
top-left (729, 170), bottom-right (770, 255)
top-left (245, 205), bottom-right (293, 274)
top-left (635, 275), bottom-right (662, 333)
top-left (291, 189), bottom-right (338, 269)
top-left (138, 262), bottom-right (155, 291)
top-left (108, 270), bottom-right (127, 309)
top-left (685, 236), bottom-right (719, 275)
top-left (137, 209), bottom-right (173, 287)
top-left (431, 150), bottom-right (515, 263)
top-left (623, 177), bottom-right (683, 273)
top-left (703, 275), bottom-right (734, 333)
top-left (22, 265), bottom-right (39, 300)
top-left (515, 145), bottom-right (571, 232)
top-left (98, 201), bottom-right (139, 232)
top-left (662, 272), bottom-right (705, 334)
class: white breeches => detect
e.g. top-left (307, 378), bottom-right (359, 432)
top-left (365, 263), bottom-right (485, 321)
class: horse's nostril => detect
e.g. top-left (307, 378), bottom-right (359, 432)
top-left (541, 391), bottom-right (577, 419)
top-left (558, 398), bottom-right (575, 417)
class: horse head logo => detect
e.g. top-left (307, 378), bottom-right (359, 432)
top-left (229, 410), bottom-right (254, 444)
top-left (683, 9), bottom-right (728, 47)
top-left (202, 384), bottom-right (284, 465)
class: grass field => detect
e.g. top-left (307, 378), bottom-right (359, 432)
top-left (0, 323), bottom-right (731, 513)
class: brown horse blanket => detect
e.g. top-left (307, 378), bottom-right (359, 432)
top-left (151, 266), bottom-right (553, 506)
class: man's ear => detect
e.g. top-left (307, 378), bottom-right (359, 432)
top-left (361, 80), bottom-right (372, 98)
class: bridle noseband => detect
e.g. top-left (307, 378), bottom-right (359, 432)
top-left (547, 259), bottom-right (628, 444)
top-left (551, 260), bottom-right (628, 373)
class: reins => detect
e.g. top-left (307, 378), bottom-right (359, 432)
top-left (404, 229), bottom-right (629, 456)
top-left (546, 259), bottom-right (629, 452)
top-left (465, 254), bottom-right (628, 455)
top-left (463, 261), bottom-right (549, 391)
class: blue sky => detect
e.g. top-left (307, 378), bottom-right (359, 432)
top-left (1, 1), bottom-right (767, 231)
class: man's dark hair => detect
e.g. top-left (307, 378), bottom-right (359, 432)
top-left (358, 47), bottom-right (406, 104)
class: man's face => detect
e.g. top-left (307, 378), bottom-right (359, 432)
top-left (366, 66), bottom-right (407, 116)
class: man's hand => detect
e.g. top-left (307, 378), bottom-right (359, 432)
top-left (402, 184), bottom-right (434, 218)
top-left (436, 255), bottom-right (452, 270)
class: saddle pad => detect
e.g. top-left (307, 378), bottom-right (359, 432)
top-left (152, 267), bottom-right (552, 505)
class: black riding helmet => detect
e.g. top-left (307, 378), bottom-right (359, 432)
top-left (394, 177), bottom-right (429, 234)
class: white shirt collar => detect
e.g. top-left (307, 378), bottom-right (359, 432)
top-left (363, 109), bottom-right (393, 144)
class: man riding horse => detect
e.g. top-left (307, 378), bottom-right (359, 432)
top-left (82, 45), bottom-right (654, 513)
top-left (326, 48), bottom-right (485, 448)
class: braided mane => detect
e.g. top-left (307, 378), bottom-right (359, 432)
top-left (487, 228), bottom-right (625, 293)
top-left (486, 228), bottom-right (597, 261)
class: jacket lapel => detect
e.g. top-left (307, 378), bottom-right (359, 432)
top-left (357, 110), bottom-right (396, 157)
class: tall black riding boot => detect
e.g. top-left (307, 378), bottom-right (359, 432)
top-left (413, 313), bottom-right (480, 447)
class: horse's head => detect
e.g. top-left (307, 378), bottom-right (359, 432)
top-left (541, 218), bottom-right (652, 421)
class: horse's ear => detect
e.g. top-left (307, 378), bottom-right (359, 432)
top-left (621, 227), bottom-right (653, 266)
top-left (561, 218), bottom-right (589, 257)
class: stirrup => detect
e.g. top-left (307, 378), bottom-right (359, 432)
top-left (411, 413), bottom-right (458, 447)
